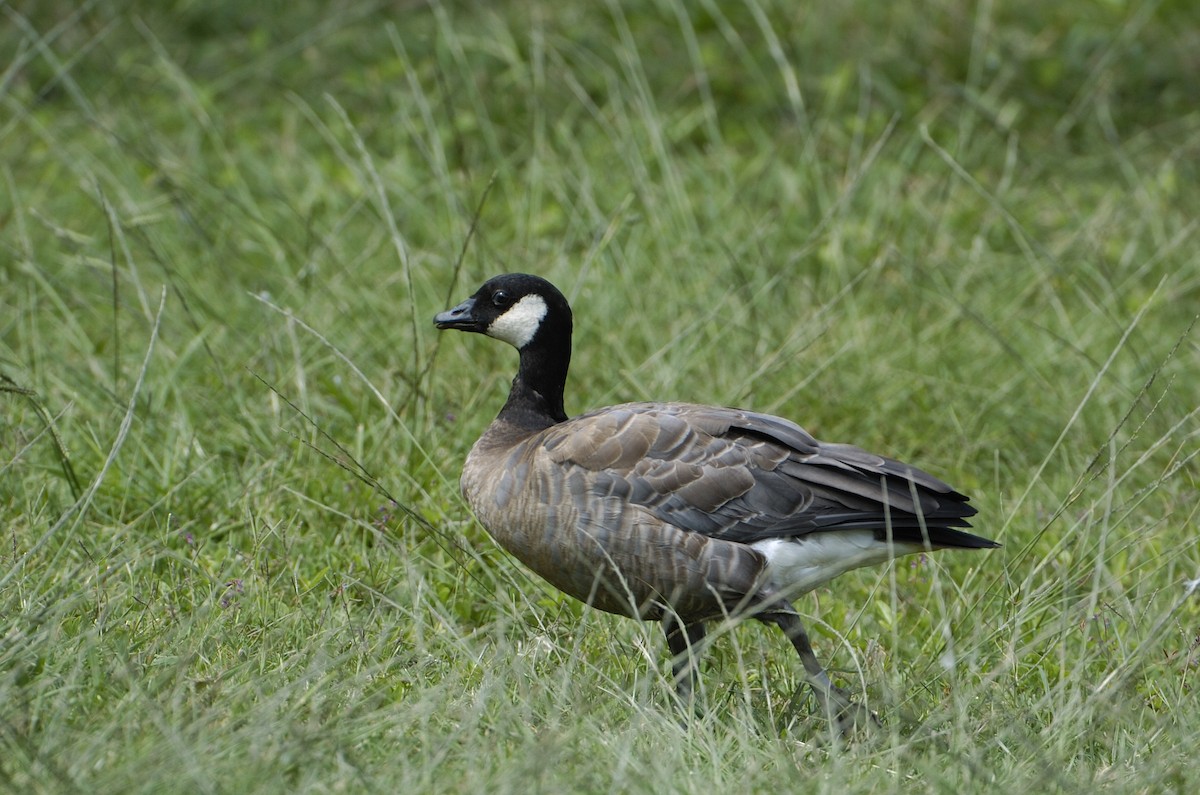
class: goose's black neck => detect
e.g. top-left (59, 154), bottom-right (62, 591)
top-left (497, 335), bottom-right (571, 432)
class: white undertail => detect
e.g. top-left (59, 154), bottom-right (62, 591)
top-left (751, 531), bottom-right (926, 594)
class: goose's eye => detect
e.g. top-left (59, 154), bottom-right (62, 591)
top-left (492, 290), bottom-right (511, 308)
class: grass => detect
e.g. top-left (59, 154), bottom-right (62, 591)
top-left (2, 0), bottom-right (1199, 791)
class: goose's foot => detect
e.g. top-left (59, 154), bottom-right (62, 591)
top-left (812, 681), bottom-right (880, 738)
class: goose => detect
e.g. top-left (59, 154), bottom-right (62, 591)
top-left (434, 273), bottom-right (997, 729)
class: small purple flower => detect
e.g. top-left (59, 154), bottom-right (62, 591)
top-left (373, 500), bottom-right (400, 529)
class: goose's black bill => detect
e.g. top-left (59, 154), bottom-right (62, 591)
top-left (434, 297), bottom-right (481, 332)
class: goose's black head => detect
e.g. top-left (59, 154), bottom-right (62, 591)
top-left (435, 274), bottom-right (574, 427)
top-left (434, 273), bottom-right (572, 351)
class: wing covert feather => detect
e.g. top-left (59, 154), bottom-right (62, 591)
top-left (538, 402), bottom-right (978, 545)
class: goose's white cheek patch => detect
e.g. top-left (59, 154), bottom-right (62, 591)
top-left (487, 294), bottom-right (548, 348)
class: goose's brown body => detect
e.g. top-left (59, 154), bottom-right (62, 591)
top-left (461, 400), bottom-right (986, 624)
top-left (462, 406), bottom-right (766, 621)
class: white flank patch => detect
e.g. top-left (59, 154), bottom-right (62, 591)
top-left (751, 530), bottom-right (925, 595)
top-left (487, 294), bottom-right (548, 348)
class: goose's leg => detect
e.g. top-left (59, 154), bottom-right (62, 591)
top-left (761, 608), bottom-right (879, 734)
top-left (663, 617), bottom-right (707, 707)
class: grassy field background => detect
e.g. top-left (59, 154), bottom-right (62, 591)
top-left (3, 0), bottom-right (1198, 791)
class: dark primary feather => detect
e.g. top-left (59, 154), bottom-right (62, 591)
top-left (541, 401), bottom-right (988, 549)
